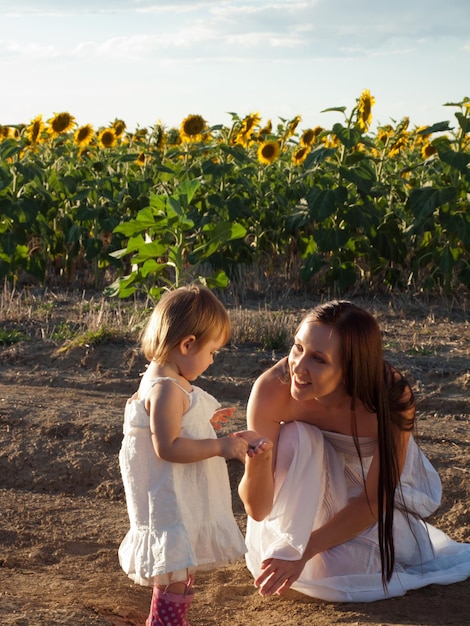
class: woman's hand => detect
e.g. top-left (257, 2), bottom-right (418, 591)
top-left (255, 556), bottom-right (306, 596)
top-left (233, 429), bottom-right (273, 457)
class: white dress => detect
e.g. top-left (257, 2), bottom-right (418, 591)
top-left (245, 421), bottom-right (470, 602)
top-left (119, 377), bottom-right (246, 586)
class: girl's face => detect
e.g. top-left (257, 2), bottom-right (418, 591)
top-left (288, 320), bottom-right (345, 403)
top-left (178, 335), bottom-right (224, 382)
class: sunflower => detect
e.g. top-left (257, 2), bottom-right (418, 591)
top-left (322, 133), bottom-right (341, 149)
top-left (111, 119), bottom-right (126, 137)
top-left (377, 126), bottom-right (392, 145)
top-left (235, 112), bottom-right (262, 147)
top-left (421, 142), bottom-right (437, 160)
top-left (180, 114), bottom-right (206, 142)
top-left (241, 112), bottom-right (261, 135)
top-left (300, 126), bottom-right (323, 147)
top-left (258, 119), bottom-right (272, 138)
top-left (299, 129), bottom-right (314, 147)
top-left (152, 124), bottom-right (166, 151)
top-left (98, 128), bottom-right (117, 148)
top-left (285, 115), bottom-right (302, 139)
top-left (74, 124), bottom-right (94, 148)
top-left (388, 134), bottom-right (409, 158)
top-left (356, 90), bottom-right (375, 132)
top-left (258, 141), bottom-right (280, 165)
top-left (27, 115), bottom-right (45, 144)
top-left (136, 151), bottom-right (148, 166)
top-left (1, 125), bottom-right (17, 141)
top-left (292, 146), bottom-right (310, 166)
top-left (47, 111), bottom-right (76, 137)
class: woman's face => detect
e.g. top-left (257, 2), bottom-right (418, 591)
top-left (287, 320), bottom-right (345, 403)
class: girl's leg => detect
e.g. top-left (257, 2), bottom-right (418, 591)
top-left (146, 570), bottom-right (194, 626)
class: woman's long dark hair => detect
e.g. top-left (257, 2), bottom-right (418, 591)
top-left (303, 300), bottom-right (415, 586)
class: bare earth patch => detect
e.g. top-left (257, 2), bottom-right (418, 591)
top-left (0, 298), bottom-right (469, 625)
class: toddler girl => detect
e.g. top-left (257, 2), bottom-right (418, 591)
top-left (118, 285), bottom-right (248, 625)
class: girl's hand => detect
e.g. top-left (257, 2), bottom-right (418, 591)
top-left (255, 556), bottom-right (306, 596)
top-left (234, 430), bottom-right (273, 457)
top-left (218, 434), bottom-right (249, 462)
top-left (210, 407), bottom-right (235, 430)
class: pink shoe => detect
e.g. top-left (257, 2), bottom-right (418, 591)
top-left (146, 586), bottom-right (193, 626)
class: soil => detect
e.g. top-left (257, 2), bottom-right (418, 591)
top-left (0, 297), bottom-right (469, 625)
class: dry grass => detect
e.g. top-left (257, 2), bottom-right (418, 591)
top-left (0, 283), bottom-right (468, 355)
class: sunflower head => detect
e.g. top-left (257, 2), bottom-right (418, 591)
top-left (180, 114), bottom-right (207, 142)
top-left (241, 112), bottom-right (261, 135)
top-left (48, 112), bottom-right (76, 137)
top-left (111, 119), bottom-right (126, 137)
top-left (300, 128), bottom-right (315, 147)
top-left (356, 90), bottom-right (375, 132)
top-left (98, 128), bottom-right (117, 149)
top-left (258, 141), bottom-right (281, 165)
top-left (74, 124), bottom-right (94, 148)
top-left (0, 125), bottom-right (17, 141)
top-left (377, 126), bottom-right (392, 145)
top-left (421, 142), bottom-right (437, 160)
top-left (136, 151), bottom-right (148, 166)
top-left (389, 134), bottom-right (409, 158)
top-left (152, 124), bottom-right (166, 150)
top-left (27, 115), bottom-right (45, 144)
top-left (292, 146), bottom-right (310, 166)
top-left (285, 115), bottom-right (302, 139)
top-left (258, 119), bottom-right (272, 138)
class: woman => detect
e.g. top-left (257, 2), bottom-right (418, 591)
top-left (238, 300), bottom-right (470, 602)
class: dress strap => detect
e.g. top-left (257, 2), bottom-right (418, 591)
top-left (147, 376), bottom-right (192, 399)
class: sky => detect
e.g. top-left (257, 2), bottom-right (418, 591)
top-left (1, 0), bottom-right (469, 135)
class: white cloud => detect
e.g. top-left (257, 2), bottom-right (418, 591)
top-left (0, 39), bottom-right (58, 59)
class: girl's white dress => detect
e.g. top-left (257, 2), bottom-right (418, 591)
top-left (245, 421), bottom-right (470, 602)
top-left (119, 377), bottom-right (246, 586)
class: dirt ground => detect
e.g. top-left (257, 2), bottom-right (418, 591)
top-left (0, 297), bottom-right (469, 625)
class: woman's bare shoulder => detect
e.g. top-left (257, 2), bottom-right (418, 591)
top-left (249, 358), bottom-right (288, 401)
top-left (254, 358), bottom-right (288, 388)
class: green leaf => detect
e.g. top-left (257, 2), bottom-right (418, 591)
top-left (140, 259), bottom-right (167, 278)
top-left (191, 222), bottom-right (247, 262)
top-left (307, 187), bottom-right (337, 221)
top-left (339, 162), bottom-right (376, 195)
top-left (303, 146), bottom-right (337, 168)
top-left (177, 179), bottom-right (201, 205)
top-left (315, 227), bottom-right (351, 252)
top-left (332, 123), bottom-right (363, 149)
top-left (417, 121), bottom-right (452, 135)
top-left (203, 269), bottom-right (230, 289)
top-left (300, 253), bottom-right (324, 282)
top-left (131, 240), bottom-right (169, 262)
top-left (114, 207), bottom-right (160, 235)
top-left (0, 139), bottom-right (23, 160)
top-left (321, 106), bottom-right (347, 114)
top-left (330, 261), bottom-right (357, 290)
top-left (408, 187), bottom-right (457, 221)
top-left (455, 112), bottom-right (470, 134)
top-left (435, 140), bottom-right (470, 174)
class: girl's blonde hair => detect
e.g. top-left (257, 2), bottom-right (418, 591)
top-left (141, 284), bottom-right (231, 363)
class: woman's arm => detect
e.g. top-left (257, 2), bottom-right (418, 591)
top-left (238, 362), bottom-right (287, 520)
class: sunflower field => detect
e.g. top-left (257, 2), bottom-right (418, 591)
top-left (0, 91), bottom-right (469, 300)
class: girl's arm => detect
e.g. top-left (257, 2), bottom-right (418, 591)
top-left (238, 363), bottom-right (287, 520)
top-left (147, 381), bottom-right (248, 463)
top-left (254, 426), bottom-right (412, 596)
